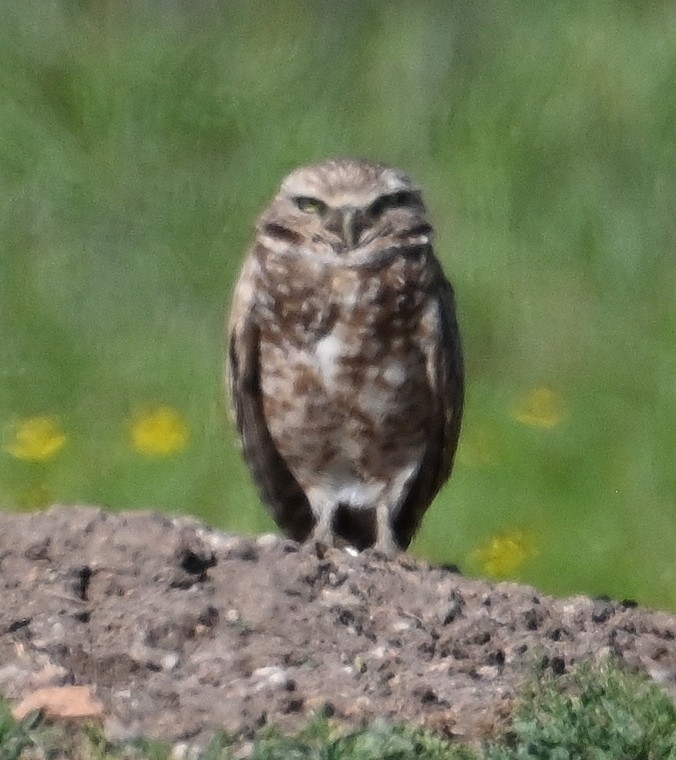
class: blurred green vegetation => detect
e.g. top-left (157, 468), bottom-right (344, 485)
top-left (0, 1), bottom-right (674, 609)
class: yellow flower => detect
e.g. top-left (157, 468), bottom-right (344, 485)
top-left (512, 387), bottom-right (565, 428)
top-left (5, 415), bottom-right (68, 462)
top-left (131, 406), bottom-right (189, 457)
top-left (471, 530), bottom-right (536, 579)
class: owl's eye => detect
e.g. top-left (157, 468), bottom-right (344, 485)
top-left (293, 196), bottom-right (327, 214)
top-left (369, 190), bottom-right (420, 218)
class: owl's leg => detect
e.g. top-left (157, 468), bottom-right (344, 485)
top-left (309, 502), bottom-right (336, 547)
top-left (373, 503), bottom-right (400, 556)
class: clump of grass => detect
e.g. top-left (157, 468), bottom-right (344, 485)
top-left (0, 699), bottom-right (35, 760)
top-left (236, 719), bottom-right (476, 760)
top-left (487, 660), bottom-right (676, 760)
top-left (0, 706), bottom-right (171, 760)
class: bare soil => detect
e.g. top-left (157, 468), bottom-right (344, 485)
top-left (0, 506), bottom-right (674, 751)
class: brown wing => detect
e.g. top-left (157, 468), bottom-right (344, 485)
top-left (226, 258), bottom-right (315, 541)
top-left (393, 265), bottom-right (464, 549)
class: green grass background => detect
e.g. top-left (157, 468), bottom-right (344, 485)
top-left (1, 0), bottom-right (674, 610)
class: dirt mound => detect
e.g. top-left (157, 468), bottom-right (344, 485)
top-left (0, 506), bottom-right (674, 750)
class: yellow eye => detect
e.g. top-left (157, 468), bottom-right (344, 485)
top-left (294, 196), bottom-right (327, 214)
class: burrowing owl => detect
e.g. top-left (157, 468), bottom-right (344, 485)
top-left (227, 158), bottom-right (463, 553)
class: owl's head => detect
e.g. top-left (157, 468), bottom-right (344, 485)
top-left (257, 158), bottom-right (433, 263)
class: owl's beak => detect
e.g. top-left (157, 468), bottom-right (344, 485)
top-left (326, 208), bottom-right (367, 250)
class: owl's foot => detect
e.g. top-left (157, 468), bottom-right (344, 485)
top-left (372, 537), bottom-right (400, 558)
